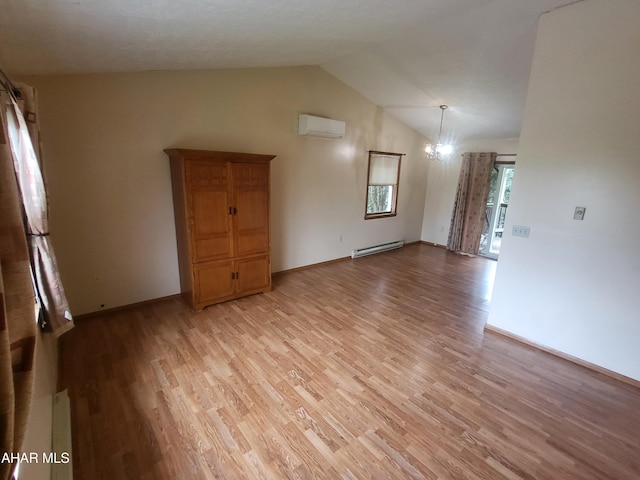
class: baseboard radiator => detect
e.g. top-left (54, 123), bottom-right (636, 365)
top-left (351, 240), bottom-right (404, 259)
top-left (52, 390), bottom-right (73, 480)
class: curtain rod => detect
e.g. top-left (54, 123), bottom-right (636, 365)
top-left (460, 153), bottom-right (517, 157)
top-left (0, 68), bottom-right (21, 103)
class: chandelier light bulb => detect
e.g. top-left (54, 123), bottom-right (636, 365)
top-left (439, 144), bottom-right (453, 155)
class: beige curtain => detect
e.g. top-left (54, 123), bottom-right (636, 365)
top-left (6, 83), bottom-right (73, 335)
top-left (0, 89), bottom-right (38, 480)
top-left (447, 152), bottom-right (496, 255)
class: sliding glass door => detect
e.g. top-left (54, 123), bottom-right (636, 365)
top-left (480, 164), bottom-right (515, 259)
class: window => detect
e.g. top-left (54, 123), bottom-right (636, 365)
top-left (365, 150), bottom-right (402, 219)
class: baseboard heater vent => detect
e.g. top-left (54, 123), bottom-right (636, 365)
top-left (52, 390), bottom-right (73, 480)
top-left (352, 240), bottom-right (404, 259)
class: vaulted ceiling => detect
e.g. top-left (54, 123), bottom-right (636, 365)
top-left (0, 0), bottom-right (578, 143)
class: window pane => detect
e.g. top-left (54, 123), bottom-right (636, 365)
top-left (367, 185), bottom-right (393, 214)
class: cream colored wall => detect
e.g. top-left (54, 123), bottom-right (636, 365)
top-left (487, 0), bottom-right (640, 380)
top-left (25, 66), bottom-right (428, 315)
top-left (420, 138), bottom-right (519, 245)
top-left (19, 332), bottom-right (57, 480)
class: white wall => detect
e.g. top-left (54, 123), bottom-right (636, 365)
top-left (19, 333), bottom-right (57, 480)
top-left (487, 0), bottom-right (640, 381)
top-left (25, 67), bottom-right (428, 315)
top-left (420, 138), bottom-right (519, 246)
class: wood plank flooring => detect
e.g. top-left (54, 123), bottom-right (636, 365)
top-left (59, 244), bottom-right (640, 479)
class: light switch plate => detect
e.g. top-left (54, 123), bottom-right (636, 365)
top-left (574, 207), bottom-right (586, 220)
top-left (512, 225), bottom-right (530, 238)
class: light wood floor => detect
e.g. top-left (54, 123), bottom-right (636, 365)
top-left (59, 244), bottom-right (640, 479)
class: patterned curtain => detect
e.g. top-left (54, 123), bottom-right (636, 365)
top-left (447, 152), bottom-right (496, 255)
top-left (6, 83), bottom-right (73, 335)
top-left (0, 89), bottom-right (38, 480)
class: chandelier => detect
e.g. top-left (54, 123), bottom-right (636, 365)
top-left (425, 105), bottom-right (453, 161)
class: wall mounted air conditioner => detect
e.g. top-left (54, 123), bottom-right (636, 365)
top-left (297, 114), bottom-right (346, 139)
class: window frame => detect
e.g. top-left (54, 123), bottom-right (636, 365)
top-left (364, 150), bottom-right (403, 220)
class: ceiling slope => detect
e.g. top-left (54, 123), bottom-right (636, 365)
top-left (0, 0), bottom-right (578, 142)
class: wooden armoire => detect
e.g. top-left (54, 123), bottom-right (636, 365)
top-left (165, 149), bottom-right (275, 310)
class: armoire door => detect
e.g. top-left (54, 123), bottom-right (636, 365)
top-left (236, 255), bottom-right (271, 295)
top-left (186, 160), bottom-right (233, 262)
top-left (194, 261), bottom-right (235, 305)
top-left (232, 162), bottom-right (270, 257)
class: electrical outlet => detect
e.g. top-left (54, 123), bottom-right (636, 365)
top-left (512, 225), bottom-right (530, 238)
top-left (573, 207), bottom-right (586, 220)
